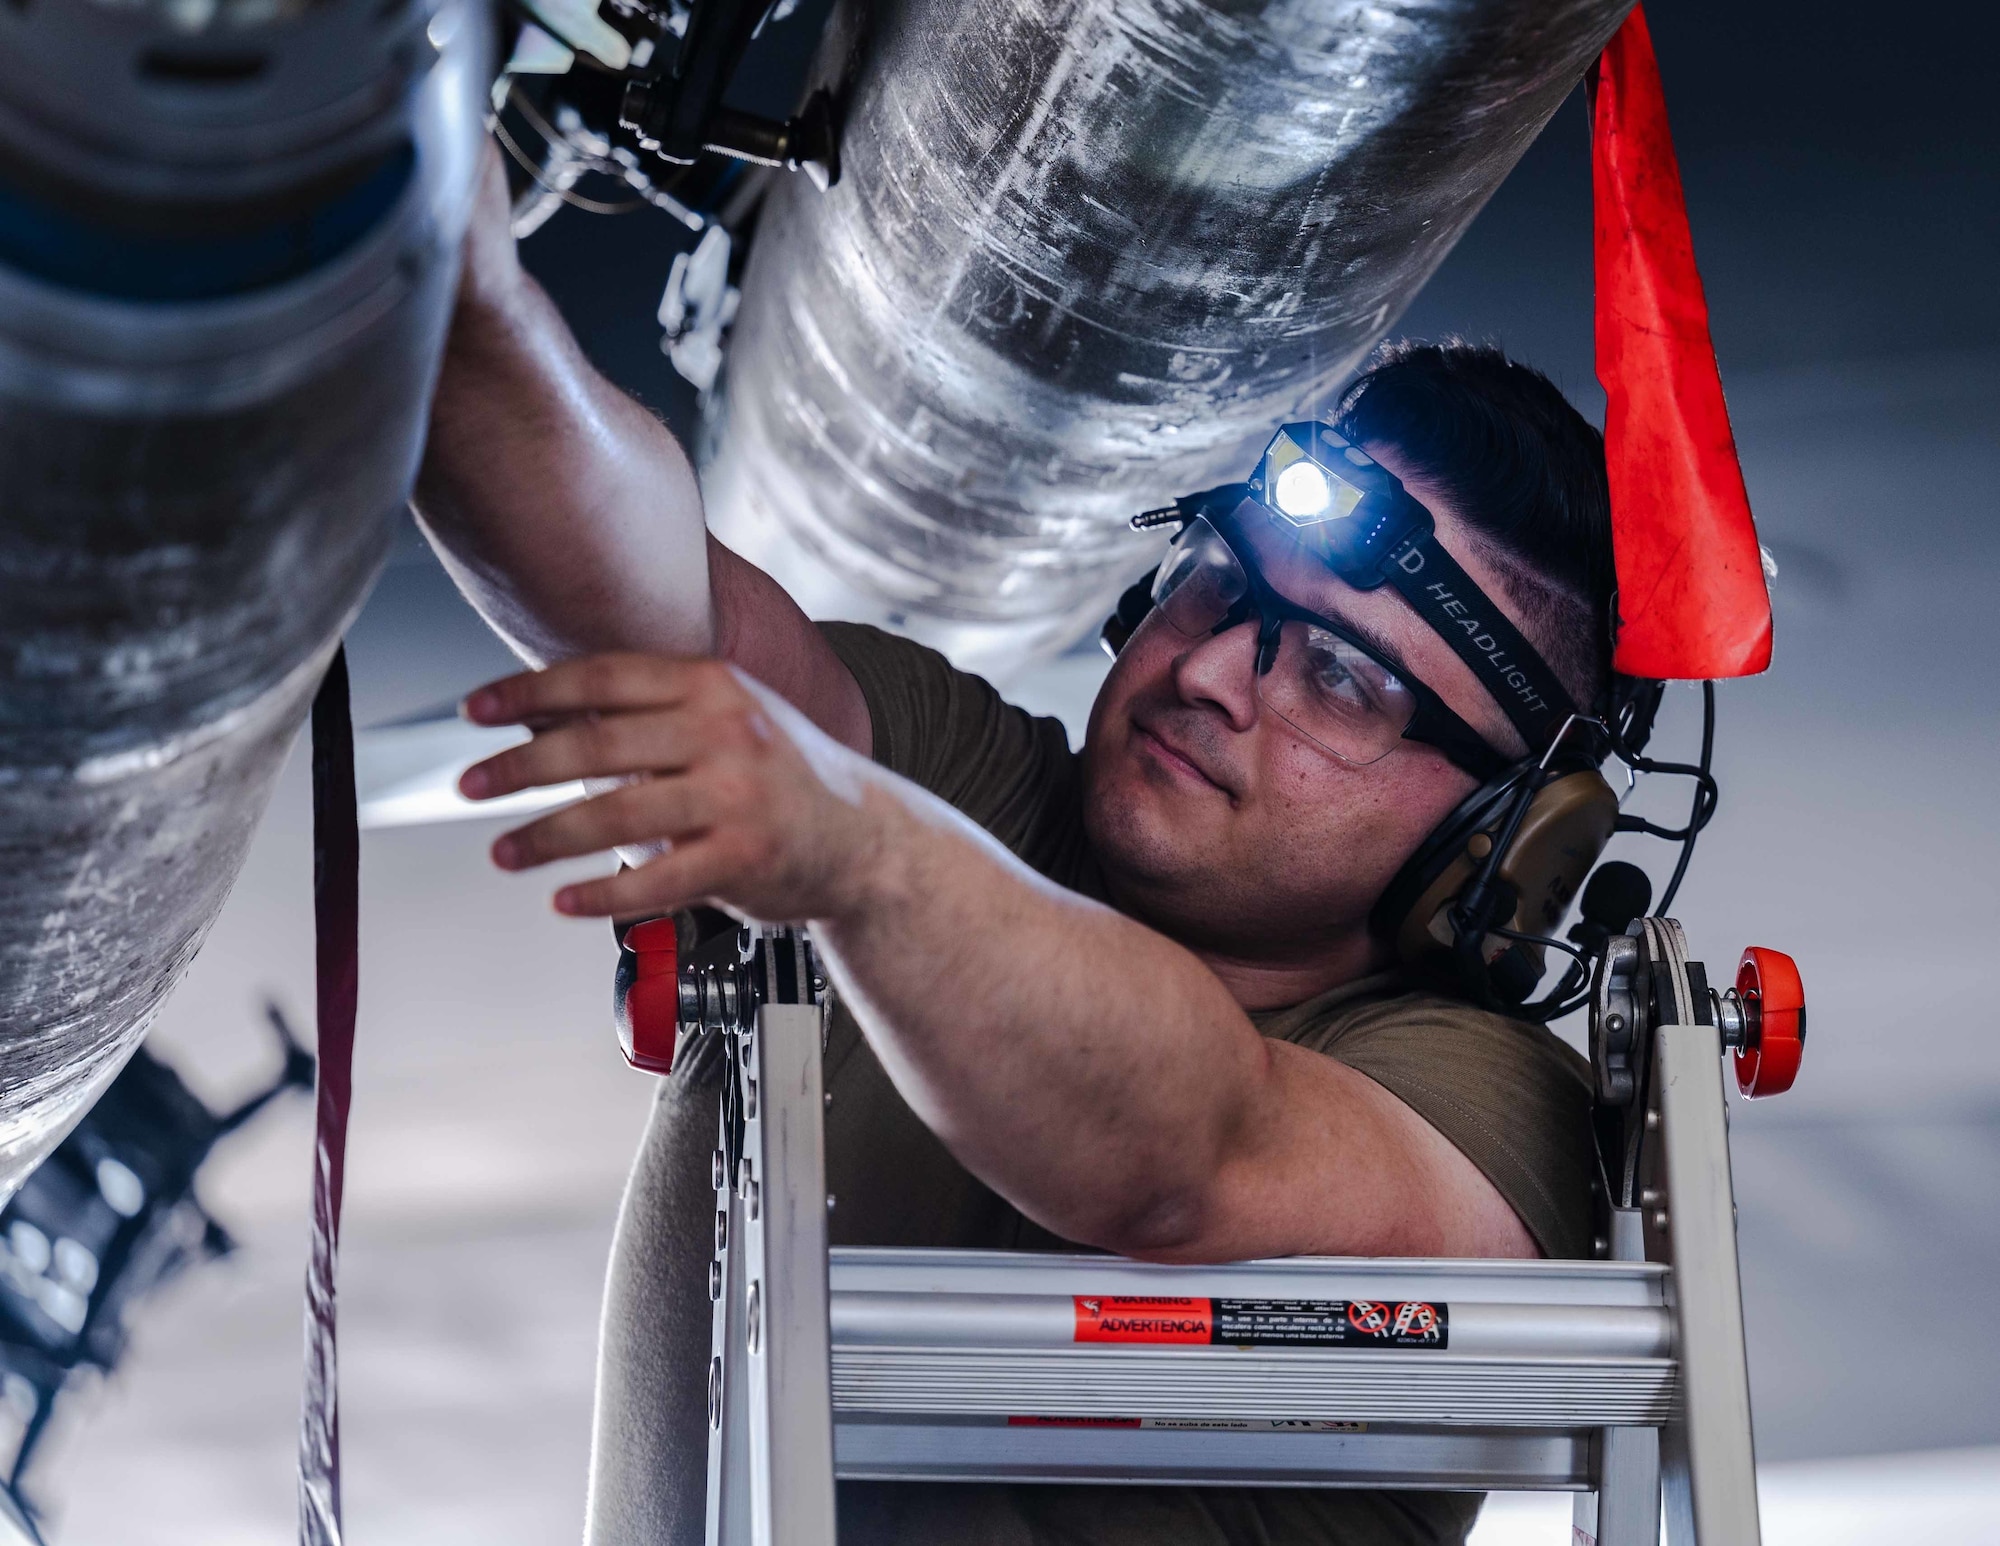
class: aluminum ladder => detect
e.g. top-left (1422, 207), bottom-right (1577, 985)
top-left (689, 920), bottom-right (1780, 1546)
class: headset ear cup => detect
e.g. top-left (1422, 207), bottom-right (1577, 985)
top-left (1376, 768), bottom-right (1620, 1005)
top-left (1372, 772), bottom-right (1523, 969)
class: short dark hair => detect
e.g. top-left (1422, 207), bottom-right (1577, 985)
top-left (1332, 340), bottom-right (1613, 709)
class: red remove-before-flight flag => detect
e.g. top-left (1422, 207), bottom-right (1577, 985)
top-left (1594, 5), bottom-right (1771, 679)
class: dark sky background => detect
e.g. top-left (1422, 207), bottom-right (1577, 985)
top-left (1412, 0), bottom-right (2000, 381)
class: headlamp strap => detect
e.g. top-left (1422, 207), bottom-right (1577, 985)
top-left (1380, 531), bottom-right (1577, 752)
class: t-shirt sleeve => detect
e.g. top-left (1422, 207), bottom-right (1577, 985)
top-left (817, 621), bottom-right (1088, 880)
top-left (1307, 997), bottom-right (1599, 1261)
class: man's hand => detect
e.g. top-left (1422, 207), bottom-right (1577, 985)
top-left (459, 653), bottom-right (886, 922)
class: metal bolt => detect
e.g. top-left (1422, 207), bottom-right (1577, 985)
top-left (1645, 1108), bottom-right (1661, 1131)
top-left (739, 1159), bottom-right (754, 1200)
top-left (826, 1194), bottom-right (837, 1212)
top-left (1652, 1209), bottom-right (1670, 1232)
top-left (711, 1148), bottom-right (725, 1189)
top-left (1640, 1187), bottom-right (1663, 1207)
top-left (747, 1180), bottom-right (761, 1221)
top-left (708, 1356), bottom-right (723, 1429)
top-left (708, 1260), bottom-right (722, 1301)
top-left (1592, 1235), bottom-right (1609, 1258)
top-left (746, 1281), bottom-right (762, 1355)
top-left (1604, 1012), bottom-right (1626, 1035)
top-left (824, 1090), bottom-right (833, 1108)
top-left (715, 1210), bottom-right (728, 1252)
top-left (745, 1078), bottom-right (759, 1119)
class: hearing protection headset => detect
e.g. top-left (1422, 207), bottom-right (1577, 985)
top-left (1102, 421), bottom-right (1676, 1017)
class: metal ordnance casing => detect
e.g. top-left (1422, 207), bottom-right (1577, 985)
top-left (706, 0), bottom-right (1636, 668)
top-left (0, 1), bottom-right (486, 1201)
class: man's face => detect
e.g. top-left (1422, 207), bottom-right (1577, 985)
top-left (1080, 449), bottom-right (1532, 980)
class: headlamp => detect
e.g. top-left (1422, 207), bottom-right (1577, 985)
top-left (1249, 421), bottom-right (1426, 590)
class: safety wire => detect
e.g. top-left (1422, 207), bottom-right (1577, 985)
top-left (488, 78), bottom-right (706, 225)
top-left (1614, 679), bottom-right (1718, 917)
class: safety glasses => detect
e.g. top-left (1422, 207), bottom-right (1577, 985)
top-left (1147, 514), bottom-right (1510, 782)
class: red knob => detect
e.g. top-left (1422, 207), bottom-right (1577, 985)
top-left (1734, 946), bottom-right (1804, 1098)
top-left (622, 917), bottom-right (681, 1075)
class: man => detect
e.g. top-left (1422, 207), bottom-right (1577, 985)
top-left (416, 149), bottom-right (1615, 1545)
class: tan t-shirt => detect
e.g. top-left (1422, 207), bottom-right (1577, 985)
top-left (817, 622), bottom-right (1598, 1546)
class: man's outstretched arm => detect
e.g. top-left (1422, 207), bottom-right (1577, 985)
top-left (413, 144), bottom-right (868, 750)
top-left (457, 653), bottom-right (1539, 1264)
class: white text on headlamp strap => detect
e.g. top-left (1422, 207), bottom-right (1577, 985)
top-left (1390, 542), bottom-right (1557, 724)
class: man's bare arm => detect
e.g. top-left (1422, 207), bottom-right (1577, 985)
top-left (457, 653), bottom-right (1538, 1264)
top-left (413, 145), bottom-right (868, 749)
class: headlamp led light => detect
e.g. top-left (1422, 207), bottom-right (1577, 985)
top-left (1262, 425), bottom-right (1366, 526)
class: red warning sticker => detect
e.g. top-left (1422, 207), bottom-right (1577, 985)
top-left (1073, 1296), bottom-right (1214, 1343)
top-left (1071, 1296), bottom-right (1447, 1349)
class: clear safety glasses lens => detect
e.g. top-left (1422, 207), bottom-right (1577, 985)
top-left (1150, 516), bottom-right (1248, 637)
top-left (1257, 621), bottom-right (1418, 766)
top-left (1150, 518), bottom-right (1417, 767)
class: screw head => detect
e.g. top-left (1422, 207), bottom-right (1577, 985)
top-left (708, 1260), bottom-right (722, 1301)
top-left (746, 1281), bottom-right (762, 1355)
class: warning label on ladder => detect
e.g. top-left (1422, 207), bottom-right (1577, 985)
top-left (1071, 1297), bottom-right (1447, 1349)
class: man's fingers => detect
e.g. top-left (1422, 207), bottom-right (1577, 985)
top-left (492, 778), bottom-right (712, 870)
top-left (463, 653), bottom-right (734, 727)
top-left (550, 839), bottom-right (744, 919)
top-left (462, 707), bottom-right (717, 799)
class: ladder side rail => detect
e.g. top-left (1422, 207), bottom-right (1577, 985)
top-left (742, 1001), bottom-right (838, 1546)
top-left (705, 1173), bottom-right (752, 1546)
top-left (1577, 1206), bottom-right (1664, 1546)
top-left (1654, 1021), bottom-right (1759, 1546)
top-left (1575, 1425), bottom-right (1661, 1546)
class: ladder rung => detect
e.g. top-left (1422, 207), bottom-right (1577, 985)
top-left (833, 1417), bottom-right (1598, 1490)
top-left (826, 1248), bottom-right (1677, 1434)
top-left (833, 1346), bottom-right (1675, 1427)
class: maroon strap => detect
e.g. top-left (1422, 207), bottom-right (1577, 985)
top-left (301, 647), bottom-right (358, 1546)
